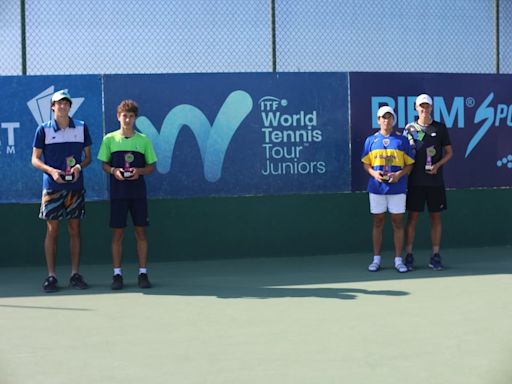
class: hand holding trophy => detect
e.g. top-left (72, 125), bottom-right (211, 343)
top-left (425, 146), bottom-right (436, 173)
top-left (123, 152), bottom-right (135, 178)
top-left (381, 156), bottom-right (393, 182)
top-left (63, 156), bottom-right (76, 182)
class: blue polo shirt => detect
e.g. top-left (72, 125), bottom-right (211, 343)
top-left (33, 118), bottom-right (92, 191)
top-left (361, 131), bottom-right (415, 195)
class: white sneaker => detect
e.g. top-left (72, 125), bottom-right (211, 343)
top-left (368, 262), bottom-right (381, 272)
top-left (395, 262), bottom-right (408, 273)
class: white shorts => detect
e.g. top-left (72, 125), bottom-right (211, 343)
top-left (369, 193), bottom-right (406, 214)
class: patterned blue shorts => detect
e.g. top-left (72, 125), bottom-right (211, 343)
top-left (39, 189), bottom-right (86, 220)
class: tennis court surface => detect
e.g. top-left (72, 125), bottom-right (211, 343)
top-left (1, 246), bottom-right (511, 384)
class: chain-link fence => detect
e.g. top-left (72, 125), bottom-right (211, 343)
top-left (1, 0), bottom-right (511, 75)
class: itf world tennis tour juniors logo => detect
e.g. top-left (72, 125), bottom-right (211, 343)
top-left (135, 90), bottom-right (331, 183)
top-left (259, 96), bottom-right (325, 176)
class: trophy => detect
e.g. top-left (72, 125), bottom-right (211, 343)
top-left (64, 156), bottom-right (75, 182)
top-left (381, 156), bottom-right (393, 182)
top-left (123, 152), bottom-right (135, 178)
top-left (425, 146), bottom-right (436, 172)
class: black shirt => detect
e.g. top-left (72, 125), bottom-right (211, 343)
top-left (403, 120), bottom-right (451, 186)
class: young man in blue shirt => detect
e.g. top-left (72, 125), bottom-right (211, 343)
top-left (31, 90), bottom-right (92, 292)
top-left (361, 106), bottom-right (415, 273)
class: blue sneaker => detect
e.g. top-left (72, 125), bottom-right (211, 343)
top-left (429, 253), bottom-right (444, 271)
top-left (405, 253), bottom-right (414, 271)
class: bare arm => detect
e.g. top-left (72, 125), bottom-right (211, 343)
top-left (430, 145), bottom-right (453, 175)
top-left (31, 147), bottom-right (65, 183)
top-left (363, 162), bottom-right (383, 182)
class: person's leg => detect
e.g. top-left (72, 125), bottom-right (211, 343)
top-left (391, 213), bottom-right (404, 258)
top-left (44, 220), bottom-right (60, 276)
top-left (405, 211), bottom-right (420, 254)
top-left (425, 186), bottom-right (447, 254)
top-left (134, 226), bottom-right (148, 268)
top-left (67, 219), bottom-right (81, 274)
top-left (372, 213), bottom-right (386, 257)
top-left (112, 228), bottom-right (124, 268)
top-left (429, 212), bottom-right (442, 254)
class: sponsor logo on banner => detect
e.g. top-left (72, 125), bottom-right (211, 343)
top-left (135, 91), bottom-right (331, 183)
top-left (259, 96), bottom-right (325, 176)
top-left (1, 85), bottom-right (85, 156)
top-left (136, 90), bottom-right (253, 182)
top-left (27, 86), bottom-right (85, 125)
top-left (0, 121), bottom-right (19, 155)
top-left (371, 93), bottom-right (512, 158)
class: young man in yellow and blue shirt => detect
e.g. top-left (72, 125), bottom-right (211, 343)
top-left (361, 106), bottom-right (415, 273)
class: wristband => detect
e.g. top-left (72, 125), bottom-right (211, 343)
top-left (110, 167), bottom-right (116, 175)
top-left (76, 164), bottom-right (82, 171)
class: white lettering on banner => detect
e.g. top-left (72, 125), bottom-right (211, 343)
top-left (371, 93), bottom-right (512, 158)
top-left (371, 96), bottom-right (464, 129)
top-left (258, 96), bottom-right (326, 176)
top-left (0, 122), bottom-right (19, 155)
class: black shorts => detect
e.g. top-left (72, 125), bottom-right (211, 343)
top-left (110, 198), bottom-right (149, 228)
top-left (406, 185), bottom-right (447, 212)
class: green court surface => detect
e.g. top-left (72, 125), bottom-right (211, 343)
top-left (1, 246), bottom-right (511, 384)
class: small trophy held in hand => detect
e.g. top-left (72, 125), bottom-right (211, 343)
top-left (64, 156), bottom-right (75, 182)
top-left (123, 152), bottom-right (135, 178)
top-left (425, 146), bottom-right (436, 172)
top-left (381, 156), bottom-right (393, 182)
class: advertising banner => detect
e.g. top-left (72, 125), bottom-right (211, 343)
top-left (0, 75), bottom-right (105, 203)
top-left (103, 73), bottom-right (350, 198)
top-left (350, 72), bottom-right (512, 191)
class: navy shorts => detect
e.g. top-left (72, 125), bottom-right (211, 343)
top-left (406, 185), bottom-right (447, 213)
top-left (110, 199), bottom-right (149, 228)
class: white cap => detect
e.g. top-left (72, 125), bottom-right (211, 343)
top-left (415, 94), bottom-right (432, 106)
top-left (377, 105), bottom-right (396, 126)
top-left (51, 89), bottom-right (72, 104)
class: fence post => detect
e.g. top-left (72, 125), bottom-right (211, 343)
top-left (20, 0), bottom-right (27, 75)
top-left (270, 0), bottom-right (277, 72)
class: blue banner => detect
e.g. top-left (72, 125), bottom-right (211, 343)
top-left (350, 72), bottom-right (512, 191)
top-left (0, 75), bottom-right (105, 203)
top-left (103, 73), bottom-right (350, 197)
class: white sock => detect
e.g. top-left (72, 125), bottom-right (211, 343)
top-left (395, 257), bottom-right (403, 267)
top-left (373, 256), bottom-right (381, 264)
top-left (139, 268), bottom-right (147, 274)
top-left (114, 268), bottom-right (122, 276)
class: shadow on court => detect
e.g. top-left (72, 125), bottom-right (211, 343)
top-left (0, 245), bottom-right (509, 300)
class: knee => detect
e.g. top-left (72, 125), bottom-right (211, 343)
top-left (373, 215), bottom-right (386, 229)
top-left (112, 229), bottom-right (124, 242)
top-left (134, 228), bottom-right (147, 242)
top-left (391, 217), bottom-right (404, 230)
top-left (46, 223), bottom-right (59, 239)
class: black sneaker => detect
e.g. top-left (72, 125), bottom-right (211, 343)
top-left (111, 274), bottom-right (123, 290)
top-left (43, 276), bottom-right (58, 293)
top-left (138, 273), bottom-right (152, 289)
top-left (429, 253), bottom-right (444, 271)
top-left (69, 273), bottom-right (89, 290)
top-left (405, 253), bottom-right (415, 271)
